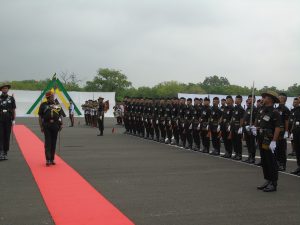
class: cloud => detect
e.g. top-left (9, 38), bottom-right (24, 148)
top-left (0, 0), bottom-right (299, 89)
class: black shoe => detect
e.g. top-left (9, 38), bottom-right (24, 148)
top-left (248, 158), bottom-right (255, 164)
top-left (288, 152), bottom-right (296, 157)
top-left (210, 150), bottom-right (220, 156)
top-left (243, 158), bottom-right (250, 163)
top-left (97, 134), bottom-right (103, 136)
top-left (232, 154), bottom-right (238, 160)
top-left (291, 167), bottom-right (300, 175)
top-left (257, 181), bottom-right (271, 190)
top-left (235, 155), bottom-right (242, 161)
top-left (222, 153), bottom-right (232, 158)
top-left (278, 165), bottom-right (286, 172)
top-left (255, 161), bottom-right (262, 166)
top-left (263, 183), bottom-right (277, 192)
top-left (46, 161), bottom-right (51, 167)
top-left (51, 161), bottom-right (56, 165)
top-left (202, 148), bottom-right (209, 153)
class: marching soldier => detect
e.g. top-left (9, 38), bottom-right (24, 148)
top-left (97, 97), bottom-right (105, 136)
top-left (210, 97), bottom-right (222, 155)
top-left (38, 91), bottom-right (63, 166)
top-left (254, 91), bottom-right (280, 192)
top-left (276, 93), bottom-right (290, 171)
top-left (230, 95), bottom-right (245, 160)
top-left (0, 84), bottom-right (16, 161)
top-left (200, 97), bottom-right (211, 153)
top-left (153, 99), bottom-right (161, 141)
top-left (221, 96), bottom-right (234, 158)
top-left (290, 96), bottom-right (300, 175)
top-left (243, 95), bottom-right (257, 164)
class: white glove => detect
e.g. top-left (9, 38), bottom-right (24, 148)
top-left (245, 125), bottom-right (250, 132)
top-left (290, 133), bottom-right (293, 140)
top-left (189, 123), bottom-right (193, 130)
top-left (269, 141), bottom-right (276, 153)
top-left (197, 123), bottom-right (201, 130)
top-left (238, 127), bottom-right (243, 134)
top-left (227, 125), bottom-right (231, 132)
top-left (284, 131), bottom-right (289, 139)
top-left (206, 125), bottom-right (209, 131)
top-left (217, 125), bottom-right (220, 133)
top-left (156, 120), bottom-right (159, 125)
top-left (12, 120), bottom-right (16, 125)
top-left (169, 121), bottom-right (171, 125)
top-left (250, 126), bottom-right (257, 136)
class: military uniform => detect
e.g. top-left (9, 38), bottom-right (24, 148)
top-left (256, 91), bottom-right (280, 192)
top-left (290, 104), bottom-right (300, 175)
top-left (230, 97), bottom-right (245, 160)
top-left (243, 102), bottom-right (257, 163)
top-left (276, 102), bottom-right (290, 171)
top-left (38, 91), bottom-right (62, 166)
top-left (97, 98), bottom-right (105, 136)
top-left (210, 103), bottom-right (222, 155)
top-left (200, 101), bottom-right (211, 153)
top-left (221, 99), bottom-right (234, 158)
top-left (0, 85), bottom-right (16, 160)
top-left (192, 100), bottom-right (201, 151)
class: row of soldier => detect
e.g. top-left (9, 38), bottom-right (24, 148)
top-left (123, 94), bottom-right (300, 176)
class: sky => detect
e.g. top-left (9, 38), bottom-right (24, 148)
top-left (0, 0), bottom-right (300, 89)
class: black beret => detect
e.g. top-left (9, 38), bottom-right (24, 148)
top-left (180, 97), bottom-right (186, 100)
top-left (204, 97), bottom-right (210, 101)
top-left (279, 93), bottom-right (287, 97)
top-left (226, 95), bottom-right (233, 100)
top-left (199, 98), bottom-right (203, 101)
top-left (221, 98), bottom-right (226, 101)
top-left (294, 98), bottom-right (299, 101)
top-left (236, 95), bottom-right (243, 99)
top-left (194, 97), bottom-right (200, 101)
top-left (213, 97), bottom-right (219, 100)
top-left (248, 95), bottom-right (256, 98)
top-left (187, 98), bottom-right (193, 101)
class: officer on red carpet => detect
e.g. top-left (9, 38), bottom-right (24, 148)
top-left (0, 84), bottom-right (16, 160)
top-left (38, 91), bottom-right (63, 166)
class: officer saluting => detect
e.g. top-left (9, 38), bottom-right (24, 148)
top-left (0, 84), bottom-right (16, 160)
top-left (253, 91), bottom-right (281, 192)
top-left (38, 91), bottom-right (63, 166)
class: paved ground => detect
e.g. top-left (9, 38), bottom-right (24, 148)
top-left (1, 117), bottom-right (300, 225)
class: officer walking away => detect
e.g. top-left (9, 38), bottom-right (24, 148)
top-left (97, 97), bottom-right (105, 136)
top-left (0, 84), bottom-right (16, 161)
top-left (69, 99), bottom-right (75, 127)
top-left (38, 91), bottom-right (63, 166)
top-left (253, 91), bottom-right (280, 192)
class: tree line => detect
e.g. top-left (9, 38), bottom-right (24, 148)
top-left (2, 69), bottom-right (300, 101)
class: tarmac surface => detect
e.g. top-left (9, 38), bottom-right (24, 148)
top-left (1, 117), bottom-right (300, 225)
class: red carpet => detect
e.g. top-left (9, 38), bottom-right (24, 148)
top-left (13, 125), bottom-right (135, 225)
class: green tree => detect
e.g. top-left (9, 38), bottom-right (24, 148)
top-left (85, 68), bottom-right (132, 92)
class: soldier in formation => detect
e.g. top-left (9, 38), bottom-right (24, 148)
top-left (122, 93), bottom-right (300, 185)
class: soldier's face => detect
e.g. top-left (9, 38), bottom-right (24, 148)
top-left (221, 100), bottom-right (226, 106)
top-left (1, 87), bottom-right (8, 94)
top-left (235, 98), bottom-right (242, 105)
top-left (226, 98), bottom-right (233, 105)
top-left (187, 100), bottom-right (192, 105)
top-left (279, 95), bottom-right (287, 104)
top-left (213, 99), bottom-right (219, 106)
top-left (293, 100), bottom-right (299, 107)
top-left (204, 100), bottom-right (210, 106)
top-left (194, 100), bottom-right (200, 105)
top-left (48, 95), bottom-right (54, 103)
